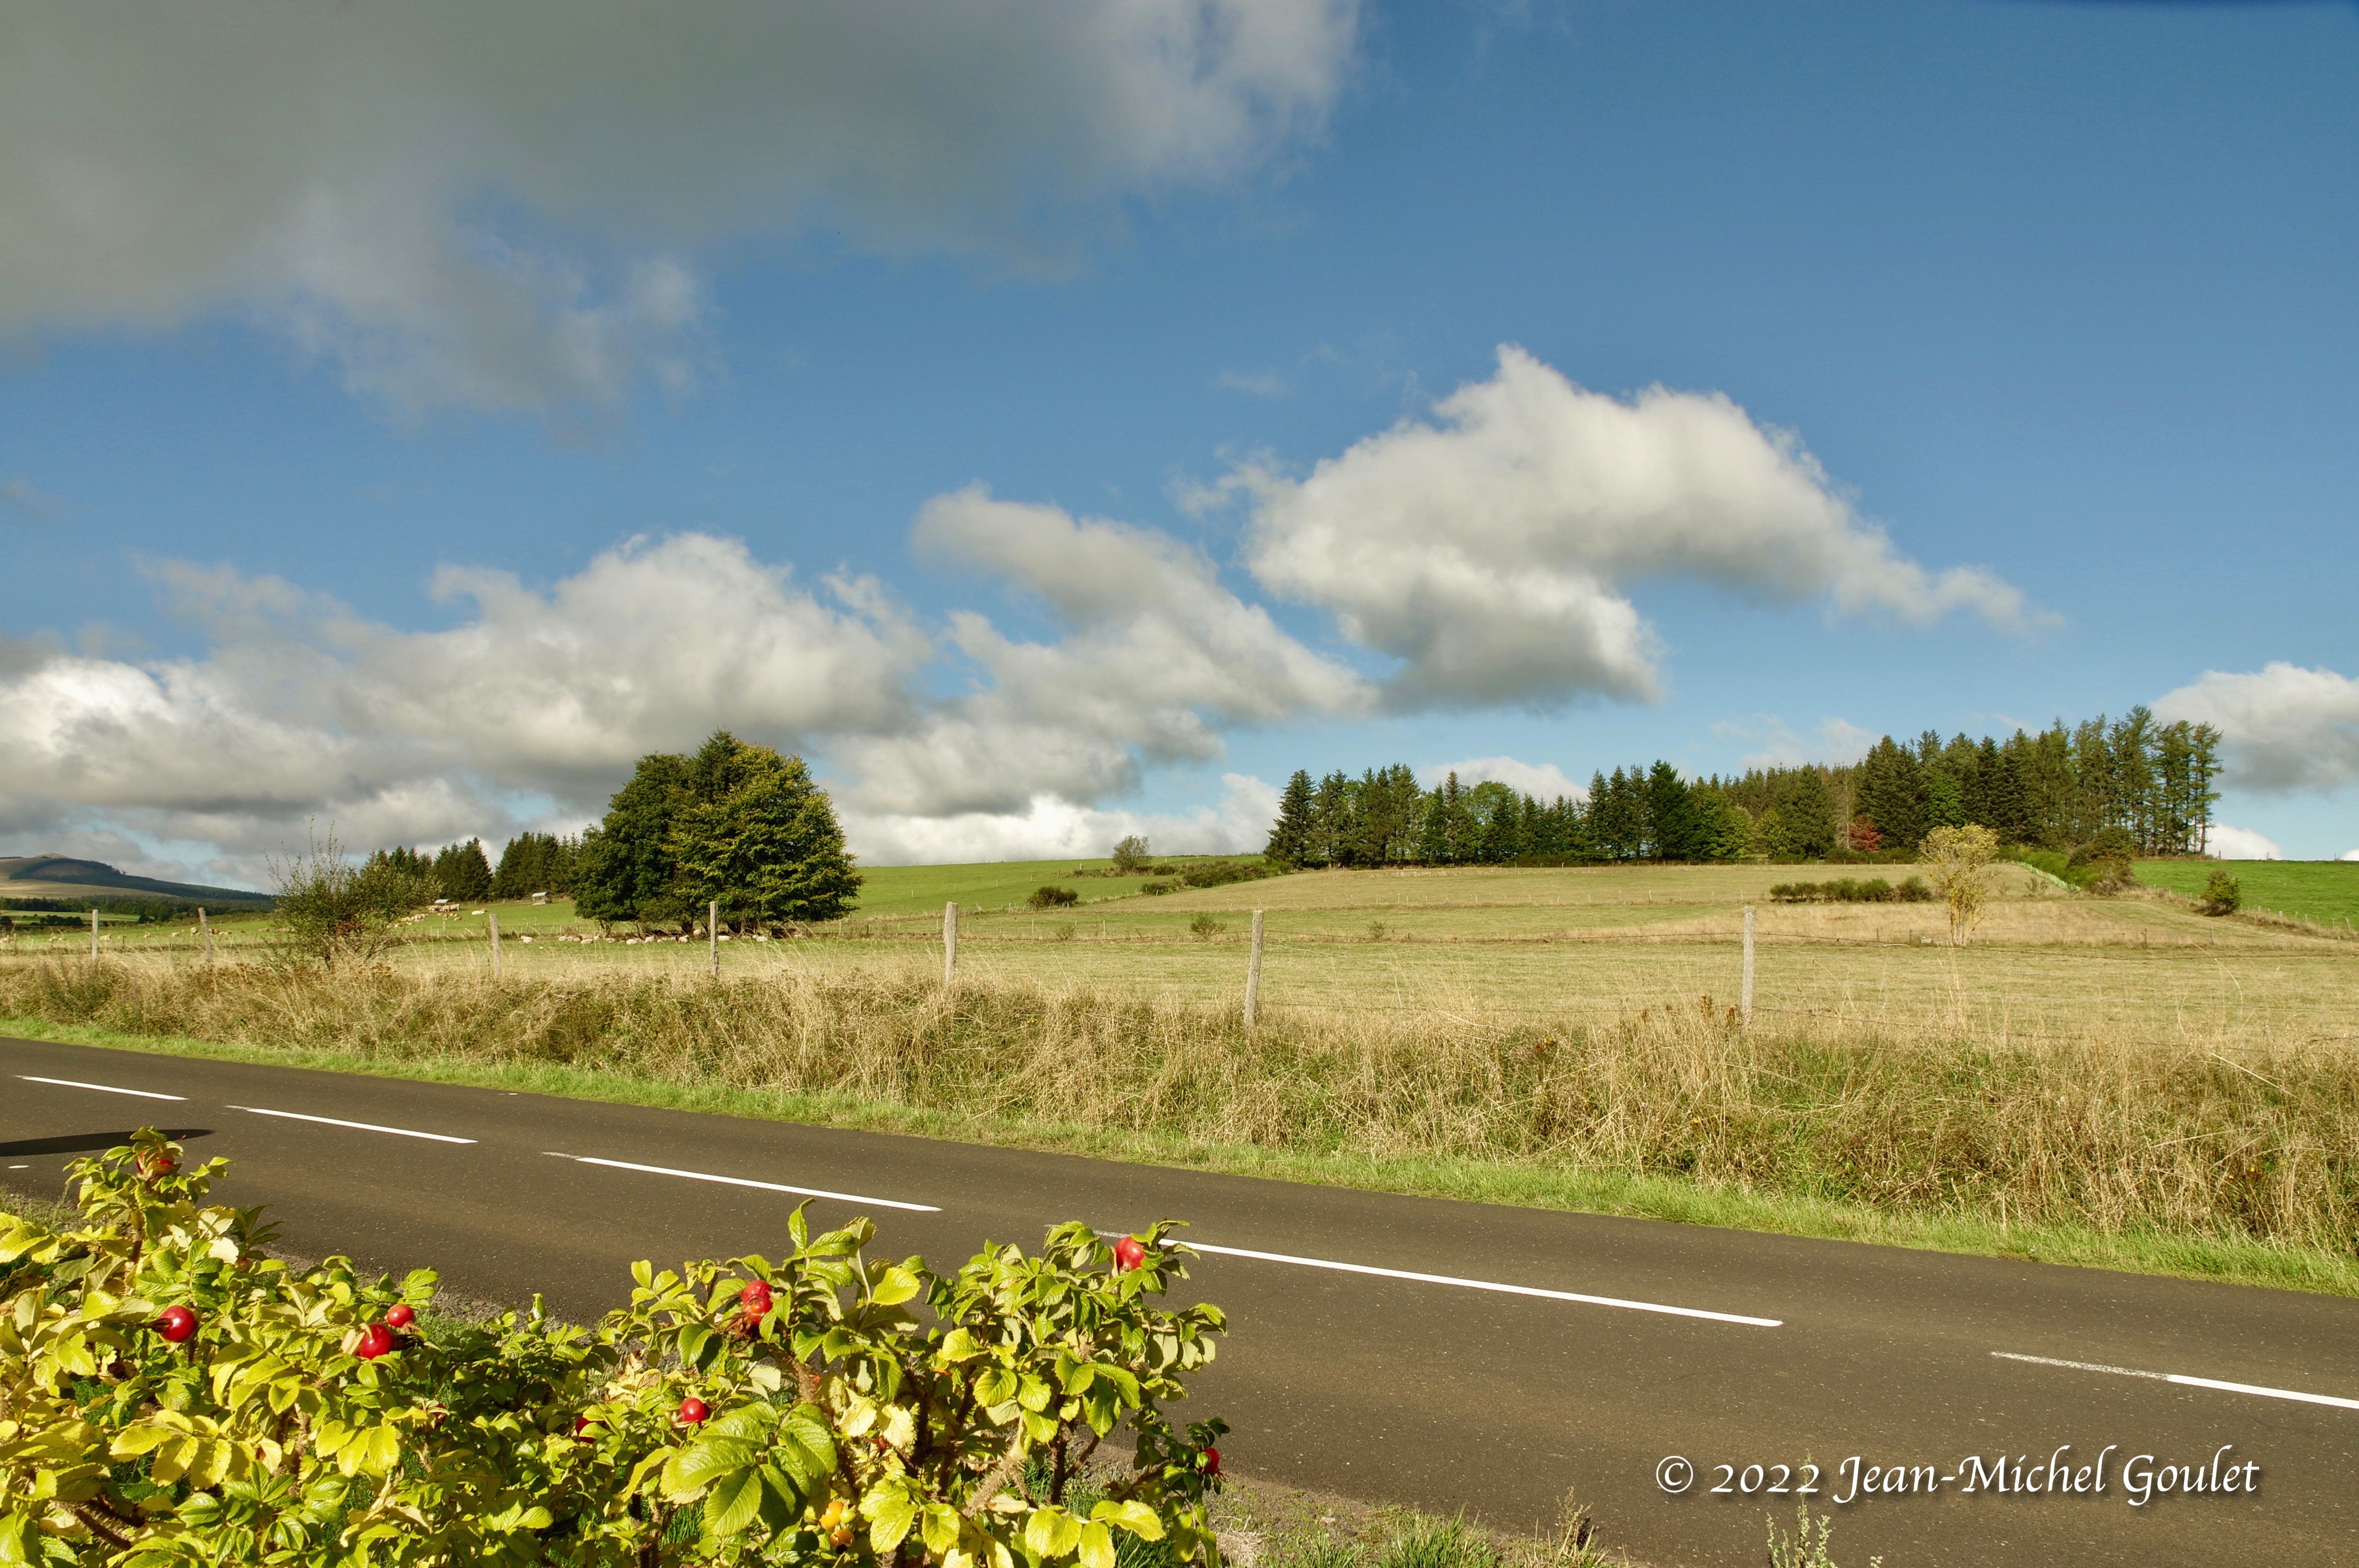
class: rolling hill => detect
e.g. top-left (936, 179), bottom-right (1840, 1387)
top-left (0, 855), bottom-right (272, 907)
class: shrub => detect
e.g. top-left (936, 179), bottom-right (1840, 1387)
top-left (1, 1131), bottom-right (1229, 1568)
top-left (1919, 824), bottom-right (2001, 946)
top-left (2198, 869), bottom-right (2242, 916)
top-left (269, 828), bottom-right (434, 967)
top-left (1111, 837), bottom-right (1152, 875)
top-left (1173, 861), bottom-right (1276, 892)
top-left (1766, 878), bottom-right (1933, 905)
top-left (1028, 886), bottom-right (1081, 909)
top-left (1187, 915), bottom-right (1223, 941)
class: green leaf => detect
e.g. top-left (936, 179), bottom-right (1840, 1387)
top-left (1079, 1519), bottom-right (1117, 1568)
top-left (1025, 1507), bottom-right (1085, 1558)
top-left (921, 1502), bottom-right (963, 1556)
top-left (1092, 1501), bottom-right (1165, 1541)
top-left (663, 1438), bottom-right (760, 1498)
top-left (678, 1323), bottom-right (717, 1372)
top-left (705, 1466), bottom-right (765, 1537)
top-left (863, 1482), bottom-right (918, 1555)
top-left (869, 1264), bottom-right (921, 1307)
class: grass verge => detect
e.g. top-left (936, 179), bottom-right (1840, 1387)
top-left (9, 985), bottom-right (2349, 1301)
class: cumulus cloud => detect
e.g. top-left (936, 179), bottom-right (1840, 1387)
top-left (842, 773), bottom-right (1279, 866)
top-left (0, 535), bottom-right (926, 873)
top-left (2207, 824), bottom-right (2283, 861)
top-left (1228, 346), bottom-right (2037, 707)
top-left (1423, 755), bottom-right (1585, 800)
top-left (847, 486), bottom-right (1370, 814)
top-left (2341, 849), bottom-right (2359, 863)
top-left (0, 507), bottom-right (1355, 875)
top-left (0, 1), bottom-right (1359, 415)
top-left (2155, 662), bottom-right (2359, 793)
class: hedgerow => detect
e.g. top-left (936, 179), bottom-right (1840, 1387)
top-left (0, 1131), bottom-right (1227, 1567)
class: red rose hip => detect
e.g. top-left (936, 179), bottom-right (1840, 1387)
top-left (677, 1396), bottom-right (709, 1425)
top-left (1112, 1236), bottom-right (1147, 1272)
top-left (156, 1305), bottom-right (198, 1343)
top-left (739, 1280), bottom-right (773, 1316)
top-left (354, 1323), bottom-right (396, 1360)
top-left (1202, 1446), bottom-right (1221, 1477)
top-left (384, 1303), bottom-right (416, 1329)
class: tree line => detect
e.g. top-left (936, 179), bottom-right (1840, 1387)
top-left (368, 833), bottom-right (584, 904)
top-left (1263, 708), bottom-right (2222, 868)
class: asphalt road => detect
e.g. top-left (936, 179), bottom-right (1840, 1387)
top-left (5, 1036), bottom-right (2355, 1568)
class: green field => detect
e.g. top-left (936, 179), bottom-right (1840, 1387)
top-left (2134, 858), bottom-right (2359, 929)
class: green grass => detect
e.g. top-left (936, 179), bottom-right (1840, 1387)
top-left (7, 1010), bottom-right (2354, 1300)
top-left (2135, 858), bottom-right (2359, 929)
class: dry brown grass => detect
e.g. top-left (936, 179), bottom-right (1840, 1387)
top-left (7, 951), bottom-right (2356, 1260)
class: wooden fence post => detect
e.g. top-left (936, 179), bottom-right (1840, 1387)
top-left (1243, 909), bottom-right (1265, 1029)
top-left (89, 907), bottom-right (99, 959)
top-left (943, 902), bottom-right (958, 987)
top-left (1741, 904), bottom-right (1755, 1028)
top-left (710, 900), bottom-right (720, 979)
top-left (489, 911), bottom-right (501, 981)
top-left (199, 907), bottom-right (213, 966)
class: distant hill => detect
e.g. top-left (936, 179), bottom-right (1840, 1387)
top-left (0, 855), bottom-right (272, 907)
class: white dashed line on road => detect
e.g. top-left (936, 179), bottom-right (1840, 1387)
top-left (1991, 1351), bottom-right (2359, 1411)
top-left (18, 1075), bottom-right (187, 1101)
top-left (227, 1106), bottom-right (478, 1144)
top-left (544, 1152), bottom-right (940, 1212)
top-left (1188, 1241), bottom-right (1784, 1327)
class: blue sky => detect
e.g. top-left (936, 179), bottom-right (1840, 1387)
top-left (3, 0), bottom-right (2355, 880)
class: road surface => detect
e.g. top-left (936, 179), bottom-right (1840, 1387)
top-left (4, 1035), bottom-right (2354, 1567)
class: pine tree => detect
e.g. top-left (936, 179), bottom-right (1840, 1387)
top-left (1264, 770), bottom-right (1316, 866)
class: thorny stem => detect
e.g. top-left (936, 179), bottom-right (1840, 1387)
top-left (961, 1429), bottom-right (1031, 1520)
top-left (68, 1501), bottom-right (134, 1552)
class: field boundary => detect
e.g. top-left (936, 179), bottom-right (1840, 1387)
top-left (5, 1009), bottom-right (2354, 1301)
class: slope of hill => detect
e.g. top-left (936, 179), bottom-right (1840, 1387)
top-left (0, 855), bottom-right (271, 907)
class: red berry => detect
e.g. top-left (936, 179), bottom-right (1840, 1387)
top-left (739, 1280), bottom-right (773, 1316)
top-left (156, 1305), bottom-right (198, 1343)
top-left (677, 1396), bottom-right (709, 1425)
top-left (384, 1303), bottom-right (416, 1329)
top-left (574, 1416), bottom-right (600, 1441)
top-left (1202, 1446), bottom-right (1221, 1477)
top-left (354, 1323), bottom-right (396, 1360)
top-left (1113, 1236), bottom-right (1147, 1273)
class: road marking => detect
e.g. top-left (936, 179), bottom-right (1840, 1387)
top-left (544, 1153), bottom-right (940, 1212)
top-left (18, 1074), bottom-right (186, 1102)
top-left (227, 1106), bottom-right (477, 1144)
top-left (1187, 1241), bottom-right (1783, 1327)
top-left (1992, 1351), bottom-right (2359, 1411)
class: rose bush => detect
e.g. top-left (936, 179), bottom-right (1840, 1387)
top-left (0, 1131), bottom-right (1227, 1567)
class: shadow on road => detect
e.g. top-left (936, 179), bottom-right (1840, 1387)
top-left (0, 1128), bottom-right (216, 1158)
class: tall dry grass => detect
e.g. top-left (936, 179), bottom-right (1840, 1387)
top-left (6, 954), bottom-right (2354, 1254)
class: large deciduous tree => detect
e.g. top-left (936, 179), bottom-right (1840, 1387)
top-left (573, 734), bottom-right (858, 929)
top-left (671, 733), bottom-right (861, 926)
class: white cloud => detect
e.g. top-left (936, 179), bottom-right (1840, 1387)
top-left (2207, 824), bottom-right (2283, 861)
top-left (0, 1), bottom-right (1359, 415)
top-left (842, 773), bottom-right (1279, 866)
top-left (1230, 346), bottom-right (2038, 707)
top-left (0, 508), bottom-right (1347, 878)
top-left (1422, 755), bottom-right (1585, 801)
top-left (0, 535), bottom-right (927, 876)
top-left (2155, 662), bottom-right (2359, 793)
top-left (1715, 714), bottom-right (1874, 771)
top-left (2340, 849), bottom-right (2359, 862)
top-left (850, 486), bottom-right (1370, 815)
